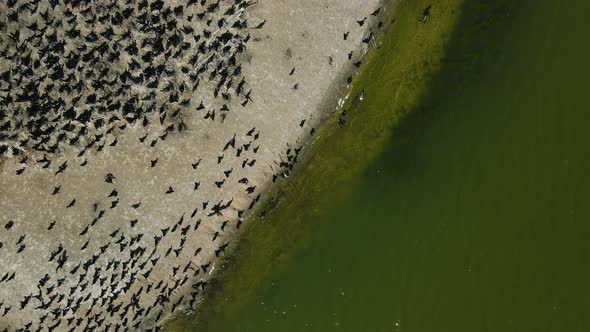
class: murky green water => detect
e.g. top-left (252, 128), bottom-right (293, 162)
top-left (168, 0), bottom-right (590, 331)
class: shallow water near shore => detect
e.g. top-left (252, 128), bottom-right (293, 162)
top-left (167, 0), bottom-right (590, 331)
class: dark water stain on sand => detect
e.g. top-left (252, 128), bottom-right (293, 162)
top-left (168, 0), bottom-right (590, 331)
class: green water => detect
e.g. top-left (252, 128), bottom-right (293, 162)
top-left (168, 0), bottom-right (590, 330)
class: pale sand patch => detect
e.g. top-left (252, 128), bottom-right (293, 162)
top-left (0, 0), bottom-right (382, 329)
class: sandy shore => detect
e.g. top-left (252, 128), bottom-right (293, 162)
top-left (0, 0), bottom-right (382, 330)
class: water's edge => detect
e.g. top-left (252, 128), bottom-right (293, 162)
top-left (165, 0), bottom-right (465, 329)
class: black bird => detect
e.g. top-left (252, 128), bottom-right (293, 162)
top-left (110, 228), bottom-right (120, 238)
top-left (220, 220), bottom-right (229, 231)
top-left (224, 168), bottom-right (233, 178)
top-left (181, 225), bottom-right (190, 236)
top-left (47, 221), bottom-right (56, 230)
top-left (55, 160), bottom-right (68, 175)
top-left (192, 159), bottom-right (202, 169)
top-left (289, 67), bottom-right (296, 75)
top-left (111, 198), bottom-right (119, 209)
top-left (51, 186), bottom-right (61, 195)
top-left (194, 182), bottom-right (200, 191)
top-left (132, 202), bottom-right (141, 209)
top-left (357, 17), bottom-right (367, 26)
top-left (151, 159), bottom-right (158, 167)
top-left (253, 19), bottom-right (267, 29)
top-left (371, 6), bottom-right (382, 16)
top-left (419, 5), bottom-right (432, 23)
top-left (223, 135), bottom-right (236, 151)
top-left (343, 31), bottom-right (350, 40)
top-left (105, 173), bottom-right (116, 183)
top-left (215, 242), bottom-right (229, 257)
top-left (165, 186), bottom-right (175, 194)
top-left (194, 247), bottom-right (202, 256)
top-left (339, 117), bottom-right (346, 128)
top-left (154, 235), bottom-right (162, 247)
top-left (67, 199), bottom-right (76, 208)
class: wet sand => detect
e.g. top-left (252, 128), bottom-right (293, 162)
top-left (0, 0), bottom-right (382, 329)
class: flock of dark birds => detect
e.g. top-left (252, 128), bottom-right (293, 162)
top-left (0, 0), bottom-right (393, 330)
top-left (1, 124), bottom-right (280, 332)
top-left (0, 0), bottom-right (264, 330)
top-left (0, 0), bottom-right (257, 162)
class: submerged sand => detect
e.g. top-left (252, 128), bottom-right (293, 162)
top-left (0, 0), bottom-right (382, 330)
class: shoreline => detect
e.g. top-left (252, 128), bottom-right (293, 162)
top-left (159, 0), bottom-right (394, 327)
top-left (164, 1), bottom-right (590, 331)
top-left (164, 0), bottom-right (465, 328)
top-left (163, 0), bottom-right (403, 328)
